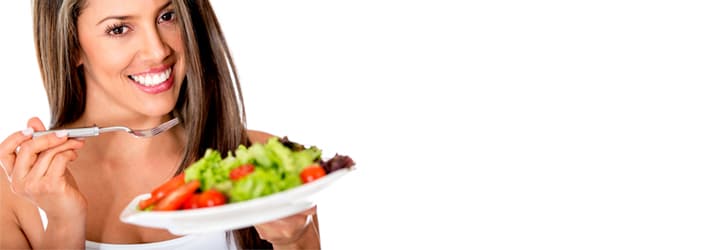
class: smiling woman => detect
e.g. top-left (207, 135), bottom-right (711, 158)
top-left (74, 0), bottom-right (186, 120)
top-left (0, 0), bottom-right (321, 249)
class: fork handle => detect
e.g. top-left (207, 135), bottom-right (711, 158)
top-left (32, 127), bottom-right (100, 139)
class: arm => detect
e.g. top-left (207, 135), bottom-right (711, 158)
top-left (0, 118), bottom-right (87, 249)
top-left (0, 174), bottom-right (33, 249)
top-left (0, 175), bottom-right (86, 249)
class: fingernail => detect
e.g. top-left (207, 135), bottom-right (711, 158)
top-left (21, 127), bottom-right (34, 136)
top-left (55, 130), bottom-right (68, 138)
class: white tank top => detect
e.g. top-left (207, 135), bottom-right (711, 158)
top-left (38, 208), bottom-right (239, 250)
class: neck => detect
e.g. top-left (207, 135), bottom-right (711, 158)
top-left (74, 122), bottom-right (186, 172)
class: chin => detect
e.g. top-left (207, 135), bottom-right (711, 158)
top-left (138, 101), bottom-right (178, 117)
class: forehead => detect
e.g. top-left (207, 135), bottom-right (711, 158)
top-left (79, 0), bottom-right (173, 22)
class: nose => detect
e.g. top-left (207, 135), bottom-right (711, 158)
top-left (138, 26), bottom-right (171, 63)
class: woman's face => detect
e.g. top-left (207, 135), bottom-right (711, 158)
top-left (76, 0), bottom-right (186, 120)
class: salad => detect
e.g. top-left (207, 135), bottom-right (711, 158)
top-left (137, 137), bottom-right (355, 211)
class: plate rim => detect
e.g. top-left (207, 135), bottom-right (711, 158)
top-left (119, 167), bottom-right (353, 228)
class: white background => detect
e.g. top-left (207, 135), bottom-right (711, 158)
top-left (2, 0), bottom-right (714, 249)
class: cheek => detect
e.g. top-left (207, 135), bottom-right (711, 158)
top-left (84, 43), bottom-right (134, 78)
top-left (163, 29), bottom-right (187, 76)
top-left (101, 55), bottom-right (133, 77)
top-left (163, 28), bottom-right (185, 55)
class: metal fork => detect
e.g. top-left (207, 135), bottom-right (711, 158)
top-left (32, 118), bottom-right (180, 139)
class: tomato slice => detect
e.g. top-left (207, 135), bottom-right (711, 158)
top-left (138, 173), bottom-right (186, 210)
top-left (153, 180), bottom-right (200, 211)
top-left (181, 193), bottom-right (201, 210)
top-left (300, 165), bottom-right (326, 183)
top-left (198, 189), bottom-right (227, 208)
top-left (230, 164), bottom-right (255, 181)
top-left (138, 196), bottom-right (159, 210)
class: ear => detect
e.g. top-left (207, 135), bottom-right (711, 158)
top-left (74, 48), bottom-right (84, 67)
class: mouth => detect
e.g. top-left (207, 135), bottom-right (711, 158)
top-left (128, 66), bottom-right (172, 87)
top-left (127, 65), bottom-right (174, 94)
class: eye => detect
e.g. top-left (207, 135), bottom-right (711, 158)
top-left (106, 24), bottom-right (130, 36)
top-left (159, 11), bottom-right (176, 23)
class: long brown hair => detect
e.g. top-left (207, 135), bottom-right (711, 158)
top-left (32, 0), bottom-right (269, 248)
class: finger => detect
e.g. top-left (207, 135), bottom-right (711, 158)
top-left (12, 117), bottom-right (60, 177)
top-left (13, 132), bottom-right (69, 180)
top-left (280, 205), bottom-right (317, 219)
top-left (0, 129), bottom-right (34, 174)
top-left (260, 205), bottom-right (317, 227)
top-left (301, 205), bottom-right (317, 215)
top-left (28, 140), bottom-right (83, 180)
top-left (26, 117), bottom-right (47, 132)
top-left (44, 149), bottom-right (79, 178)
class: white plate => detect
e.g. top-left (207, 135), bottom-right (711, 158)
top-left (119, 168), bottom-right (353, 235)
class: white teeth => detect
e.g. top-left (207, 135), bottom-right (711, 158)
top-left (130, 67), bottom-right (172, 86)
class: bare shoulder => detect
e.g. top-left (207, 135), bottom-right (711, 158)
top-left (247, 129), bottom-right (278, 144)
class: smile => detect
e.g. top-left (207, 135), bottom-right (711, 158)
top-left (128, 67), bottom-right (172, 87)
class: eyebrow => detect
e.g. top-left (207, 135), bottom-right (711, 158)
top-left (95, 1), bottom-right (173, 26)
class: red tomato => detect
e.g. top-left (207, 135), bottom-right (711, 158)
top-left (199, 189), bottom-right (227, 208)
top-left (138, 196), bottom-right (159, 210)
top-left (154, 180), bottom-right (200, 211)
top-left (300, 165), bottom-right (326, 183)
top-left (139, 173), bottom-right (186, 210)
top-left (230, 164), bottom-right (255, 180)
top-left (181, 193), bottom-right (201, 210)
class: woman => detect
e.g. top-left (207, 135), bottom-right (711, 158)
top-left (0, 0), bottom-right (320, 249)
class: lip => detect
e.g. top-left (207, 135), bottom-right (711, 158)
top-left (129, 65), bottom-right (175, 94)
top-left (130, 64), bottom-right (172, 76)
